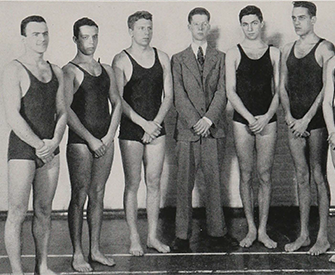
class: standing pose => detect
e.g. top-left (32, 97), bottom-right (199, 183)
top-left (323, 56), bottom-right (335, 167)
top-left (280, 1), bottom-right (334, 255)
top-left (226, 5), bottom-right (280, 249)
top-left (171, 7), bottom-right (237, 252)
top-left (112, 11), bottom-right (172, 256)
top-left (63, 18), bottom-right (121, 271)
top-left (3, 15), bottom-right (67, 275)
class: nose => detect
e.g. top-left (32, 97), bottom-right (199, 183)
top-left (248, 24), bottom-right (253, 32)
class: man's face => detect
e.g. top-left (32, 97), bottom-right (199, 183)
top-left (75, 25), bottom-right (98, 56)
top-left (23, 22), bottom-right (49, 54)
top-left (130, 19), bottom-right (153, 46)
top-left (241, 14), bottom-right (263, 40)
top-left (292, 7), bottom-right (315, 36)
top-left (188, 14), bottom-right (210, 42)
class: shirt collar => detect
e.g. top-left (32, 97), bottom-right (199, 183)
top-left (191, 42), bottom-right (208, 57)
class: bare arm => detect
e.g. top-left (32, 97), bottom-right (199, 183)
top-left (63, 64), bottom-right (106, 157)
top-left (2, 62), bottom-right (45, 150)
top-left (280, 43), bottom-right (295, 124)
top-left (101, 64), bottom-right (122, 147)
top-left (112, 52), bottom-right (161, 139)
top-left (323, 56), bottom-right (335, 147)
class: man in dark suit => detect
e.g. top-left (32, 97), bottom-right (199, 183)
top-left (171, 7), bottom-right (237, 252)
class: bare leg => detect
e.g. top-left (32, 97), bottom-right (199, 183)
top-left (120, 140), bottom-right (144, 256)
top-left (88, 143), bottom-right (115, 266)
top-left (32, 155), bottom-right (60, 275)
top-left (67, 144), bottom-right (93, 272)
top-left (233, 122), bottom-right (257, 248)
top-left (285, 131), bottom-right (311, 252)
top-left (308, 128), bottom-right (330, 255)
top-left (331, 146), bottom-right (335, 169)
top-left (5, 160), bottom-right (35, 275)
top-left (143, 136), bottom-right (170, 253)
top-left (256, 123), bottom-right (277, 249)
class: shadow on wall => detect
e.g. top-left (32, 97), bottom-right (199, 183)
top-left (208, 26), bottom-right (220, 49)
top-left (263, 22), bottom-right (283, 48)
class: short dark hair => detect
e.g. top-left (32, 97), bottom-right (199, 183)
top-left (73, 17), bottom-right (98, 38)
top-left (293, 1), bottom-right (317, 17)
top-left (127, 11), bottom-right (152, 30)
top-left (21, 15), bottom-right (46, 36)
top-left (239, 5), bottom-right (263, 23)
top-left (188, 7), bottom-right (210, 24)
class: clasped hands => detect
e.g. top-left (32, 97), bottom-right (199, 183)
top-left (141, 120), bottom-right (162, 144)
top-left (193, 118), bottom-right (211, 137)
top-left (285, 115), bottom-right (310, 138)
top-left (35, 139), bottom-right (58, 164)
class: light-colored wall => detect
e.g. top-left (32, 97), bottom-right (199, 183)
top-left (0, 1), bottom-right (334, 211)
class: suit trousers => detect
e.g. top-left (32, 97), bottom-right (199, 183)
top-left (175, 137), bottom-right (227, 240)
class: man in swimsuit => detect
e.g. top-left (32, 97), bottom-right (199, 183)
top-left (280, 1), bottom-right (334, 255)
top-left (3, 15), bottom-right (67, 275)
top-left (63, 17), bottom-right (121, 271)
top-left (171, 7), bottom-right (237, 252)
top-left (112, 11), bottom-right (172, 256)
top-left (323, 50), bottom-right (335, 263)
top-left (226, 5), bottom-right (280, 249)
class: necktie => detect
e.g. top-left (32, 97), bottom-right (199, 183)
top-left (197, 46), bottom-right (205, 68)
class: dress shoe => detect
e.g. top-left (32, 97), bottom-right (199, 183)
top-left (171, 237), bottom-right (191, 253)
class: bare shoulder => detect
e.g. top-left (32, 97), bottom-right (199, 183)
top-left (319, 39), bottom-right (335, 55)
top-left (326, 55), bottom-right (335, 70)
top-left (156, 49), bottom-right (170, 67)
top-left (3, 60), bottom-right (23, 77)
top-left (101, 63), bottom-right (114, 74)
top-left (62, 62), bottom-right (77, 76)
top-left (50, 63), bottom-right (63, 78)
top-left (226, 46), bottom-right (239, 59)
top-left (281, 42), bottom-right (294, 60)
top-left (112, 51), bottom-right (128, 69)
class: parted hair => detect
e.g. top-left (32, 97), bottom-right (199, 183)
top-left (73, 17), bottom-right (98, 38)
top-left (239, 5), bottom-right (263, 23)
top-left (293, 1), bottom-right (317, 17)
top-left (127, 11), bottom-right (152, 30)
top-left (21, 15), bottom-right (46, 36)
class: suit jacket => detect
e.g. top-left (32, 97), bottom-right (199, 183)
top-left (172, 45), bottom-right (227, 141)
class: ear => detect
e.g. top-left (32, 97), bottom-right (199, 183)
top-left (261, 21), bottom-right (265, 28)
top-left (187, 24), bottom-right (191, 32)
top-left (311, 16), bottom-right (317, 25)
top-left (72, 36), bottom-right (77, 44)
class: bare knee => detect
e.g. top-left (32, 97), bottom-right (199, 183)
top-left (7, 205), bottom-right (27, 224)
top-left (312, 166), bottom-right (327, 186)
top-left (296, 167), bottom-right (309, 186)
top-left (34, 201), bottom-right (52, 220)
top-left (70, 186), bottom-right (89, 208)
top-left (240, 168), bottom-right (253, 185)
top-left (257, 168), bottom-right (272, 187)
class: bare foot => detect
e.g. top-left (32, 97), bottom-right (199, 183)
top-left (309, 238), bottom-right (330, 256)
top-left (329, 254), bottom-right (335, 263)
top-left (71, 254), bottom-right (93, 272)
top-left (239, 231), bottom-right (257, 248)
top-left (147, 237), bottom-right (170, 253)
top-left (258, 232), bottom-right (277, 249)
top-left (285, 236), bottom-right (310, 252)
top-left (90, 250), bottom-right (116, 266)
top-left (130, 235), bottom-right (144, 256)
top-left (34, 268), bottom-right (60, 275)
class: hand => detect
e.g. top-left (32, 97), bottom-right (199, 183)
top-left (40, 153), bottom-right (55, 164)
top-left (290, 118), bottom-right (310, 138)
top-left (328, 132), bottom-right (335, 150)
top-left (101, 135), bottom-right (115, 149)
top-left (141, 132), bottom-right (153, 144)
top-left (35, 139), bottom-right (56, 159)
top-left (143, 121), bottom-right (162, 139)
top-left (88, 137), bottom-right (107, 158)
top-left (193, 118), bottom-right (211, 136)
top-left (248, 115), bottom-right (270, 135)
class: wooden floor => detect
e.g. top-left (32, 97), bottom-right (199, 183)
top-left (1, 207), bottom-right (335, 274)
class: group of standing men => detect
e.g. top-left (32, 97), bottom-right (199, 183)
top-left (3, 1), bottom-right (335, 274)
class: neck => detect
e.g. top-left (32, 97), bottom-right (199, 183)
top-left (242, 37), bottom-right (264, 48)
top-left (130, 42), bottom-right (151, 53)
top-left (23, 49), bottom-right (45, 64)
top-left (192, 39), bottom-right (207, 47)
top-left (298, 30), bottom-right (317, 42)
top-left (75, 50), bottom-right (95, 63)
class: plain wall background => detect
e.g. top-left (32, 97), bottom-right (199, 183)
top-left (0, 0), bottom-right (335, 211)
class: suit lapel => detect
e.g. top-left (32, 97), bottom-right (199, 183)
top-left (203, 46), bottom-right (218, 81)
top-left (182, 46), bottom-right (202, 87)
